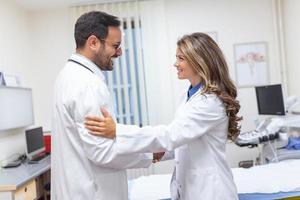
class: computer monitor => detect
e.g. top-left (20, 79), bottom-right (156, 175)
top-left (255, 84), bottom-right (285, 115)
top-left (25, 127), bottom-right (45, 160)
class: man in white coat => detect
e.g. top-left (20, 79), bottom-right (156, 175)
top-left (51, 11), bottom-right (152, 200)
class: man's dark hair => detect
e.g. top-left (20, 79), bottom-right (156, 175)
top-left (74, 11), bottom-right (120, 48)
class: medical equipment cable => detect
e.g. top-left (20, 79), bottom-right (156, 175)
top-left (267, 134), bottom-right (279, 162)
top-left (260, 129), bottom-right (269, 164)
top-left (254, 145), bottom-right (260, 166)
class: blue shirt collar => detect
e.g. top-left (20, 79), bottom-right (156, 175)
top-left (187, 83), bottom-right (203, 101)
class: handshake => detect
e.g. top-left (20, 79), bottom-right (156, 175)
top-left (152, 152), bottom-right (165, 163)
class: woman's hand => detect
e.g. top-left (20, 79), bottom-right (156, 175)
top-left (84, 107), bottom-right (116, 139)
top-left (152, 152), bottom-right (165, 163)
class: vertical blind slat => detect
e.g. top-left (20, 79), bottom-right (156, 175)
top-left (110, 4), bottom-right (124, 124)
top-left (125, 2), bottom-right (139, 125)
top-left (118, 2), bottom-right (131, 124)
top-left (133, 1), bottom-right (149, 126)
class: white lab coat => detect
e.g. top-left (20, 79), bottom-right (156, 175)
top-left (51, 53), bottom-right (152, 200)
top-left (116, 90), bottom-right (238, 200)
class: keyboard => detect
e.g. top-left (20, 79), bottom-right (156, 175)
top-left (29, 154), bottom-right (49, 163)
top-left (235, 130), bottom-right (279, 146)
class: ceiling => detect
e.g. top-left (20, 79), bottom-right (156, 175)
top-left (14, 0), bottom-right (140, 10)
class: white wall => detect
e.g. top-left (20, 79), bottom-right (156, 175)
top-left (26, 8), bottom-right (73, 131)
top-left (283, 0), bottom-right (300, 98)
top-left (0, 2), bottom-right (72, 162)
top-left (0, 1), bottom-right (30, 78)
top-left (0, 0), bottom-right (32, 162)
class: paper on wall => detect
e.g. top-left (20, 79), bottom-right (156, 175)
top-left (0, 72), bottom-right (21, 87)
top-left (0, 72), bottom-right (5, 85)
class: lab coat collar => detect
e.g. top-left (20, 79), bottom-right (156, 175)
top-left (188, 83), bottom-right (203, 99)
top-left (69, 53), bottom-right (106, 81)
top-left (187, 83), bottom-right (203, 101)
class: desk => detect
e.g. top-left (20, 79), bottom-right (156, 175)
top-left (0, 156), bottom-right (50, 200)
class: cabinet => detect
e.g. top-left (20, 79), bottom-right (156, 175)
top-left (0, 156), bottom-right (50, 200)
top-left (14, 180), bottom-right (37, 200)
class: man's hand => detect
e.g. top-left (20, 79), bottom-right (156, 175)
top-left (84, 107), bottom-right (116, 139)
top-left (152, 152), bottom-right (165, 163)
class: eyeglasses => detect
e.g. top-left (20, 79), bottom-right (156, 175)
top-left (98, 37), bottom-right (121, 51)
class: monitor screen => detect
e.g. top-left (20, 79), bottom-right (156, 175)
top-left (0, 87), bottom-right (34, 130)
top-left (25, 127), bottom-right (45, 158)
top-left (255, 84), bottom-right (285, 115)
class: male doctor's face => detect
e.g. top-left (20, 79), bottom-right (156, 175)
top-left (174, 48), bottom-right (197, 80)
top-left (95, 26), bottom-right (122, 71)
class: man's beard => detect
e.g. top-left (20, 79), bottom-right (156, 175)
top-left (94, 52), bottom-right (113, 71)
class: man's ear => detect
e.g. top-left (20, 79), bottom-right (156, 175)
top-left (86, 35), bottom-right (100, 51)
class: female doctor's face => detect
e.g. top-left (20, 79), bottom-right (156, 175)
top-left (174, 48), bottom-right (198, 81)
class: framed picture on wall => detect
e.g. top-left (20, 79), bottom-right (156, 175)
top-left (234, 42), bottom-right (269, 87)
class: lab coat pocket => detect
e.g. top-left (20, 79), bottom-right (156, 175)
top-left (186, 167), bottom-right (218, 199)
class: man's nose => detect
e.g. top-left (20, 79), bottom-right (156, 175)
top-left (115, 48), bottom-right (122, 57)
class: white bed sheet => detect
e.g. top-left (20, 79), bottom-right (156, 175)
top-left (232, 159), bottom-right (300, 193)
top-left (129, 159), bottom-right (300, 199)
top-left (128, 174), bottom-right (172, 200)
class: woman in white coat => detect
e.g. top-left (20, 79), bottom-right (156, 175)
top-left (85, 32), bottom-right (242, 200)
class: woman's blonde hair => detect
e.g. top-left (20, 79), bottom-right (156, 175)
top-left (177, 32), bottom-right (242, 141)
